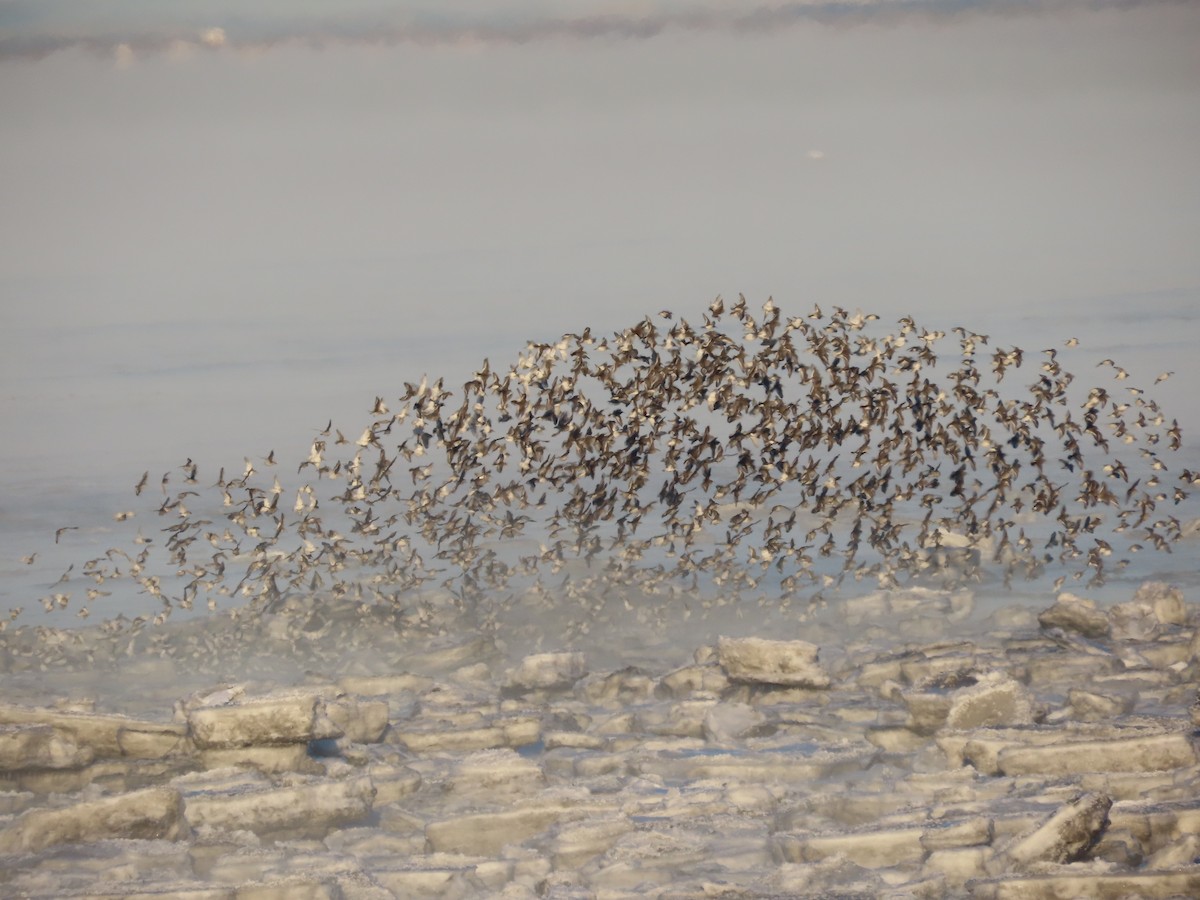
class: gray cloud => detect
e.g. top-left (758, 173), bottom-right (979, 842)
top-left (1, 0), bottom-right (1188, 62)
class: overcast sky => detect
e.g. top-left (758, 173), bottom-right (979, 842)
top-left (1, 0), bottom-right (1198, 486)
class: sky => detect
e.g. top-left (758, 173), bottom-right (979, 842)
top-left (1, 1), bottom-right (1199, 614)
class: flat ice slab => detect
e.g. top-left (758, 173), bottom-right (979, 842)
top-left (716, 636), bottom-right (831, 687)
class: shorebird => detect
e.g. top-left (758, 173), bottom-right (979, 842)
top-left (19, 296), bottom-right (1188, 633)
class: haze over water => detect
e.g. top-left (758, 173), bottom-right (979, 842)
top-left (2, 1), bottom-right (1199, 627)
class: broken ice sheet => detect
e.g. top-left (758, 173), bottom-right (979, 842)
top-left (2, 581), bottom-right (1199, 897)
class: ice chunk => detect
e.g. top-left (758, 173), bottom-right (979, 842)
top-left (368, 764), bottom-right (423, 805)
top-left (1, 838), bottom-right (193, 888)
top-left (116, 723), bottom-right (192, 759)
top-left (198, 743), bottom-right (324, 775)
top-left (198, 844), bottom-right (285, 883)
top-left (993, 791), bottom-right (1112, 872)
top-left (1066, 688), bottom-right (1135, 722)
top-left (1090, 826), bottom-right (1145, 867)
top-left (702, 702), bottom-right (766, 744)
top-left (998, 732), bottom-right (1198, 776)
top-left (0, 723), bottom-right (93, 771)
top-left (504, 651), bottom-right (587, 693)
top-left (543, 731), bottom-right (608, 751)
top-left (947, 722), bottom-right (1182, 775)
top-left (1038, 593), bottom-right (1110, 639)
top-left (5, 755), bottom-right (193, 796)
top-left (583, 828), bottom-right (712, 889)
top-left (322, 694), bottom-right (389, 744)
top-left (187, 691), bottom-right (344, 749)
top-left (923, 846), bottom-right (989, 885)
top-left (447, 748), bottom-right (545, 797)
top-left (1135, 636), bottom-right (1193, 670)
top-left (774, 824), bottom-right (927, 868)
top-left (639, 745), bottom-right (877, 782)
top-left (637, 698), bottom-right (713, 739)
top-left (901, 667), bottom-right (1031, 735)
top-left (900, 686), bottom-right (955, 735)
top-left (370, 860), bottom-right (489, 897)
top-left (1110, 797), bottom-right (1200, 856)
top-left (659, 662), bottom-right (731, 698)
top-left (540, 813), bottom-right (635, 868)
top-left (896, 645), bottom-right (979, 685)
top-left (180, 773), bottom-right (375, 838)
top-left (1108, 600), bottom-right (1162, 641)
top-left (1132, 581), bottom-right (1189, 627)
top-left (0, 786), bottom-right (188, 854)
top-left (394, 715), bottom-right (541, 753)
top-left (218, 875), bottom-right (343, 898)
top-left (1144, 831), bottom-right (1200, 868)
top-left (919, 816), bottom-right (993, 851)
top-left (716, 636), bottom-right (831, 688)
top-left (0, 702), bottom-right (185, 759)
top-left (865, 724), bottom-right (929, 752)
top-left (972, 870), bottom-right (1200, 900)
top-left (577, 666), bottom-right (657, 704)
top-left (944, 671), bottom-right (1038, 731)
top-left (425, 796), bottom-right (589, 856)
top-left (767, 857), bottom-right (886, 897)
top-left (856, 655), bottom-right (907, 691)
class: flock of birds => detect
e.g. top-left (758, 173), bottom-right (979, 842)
top-left (10, 297), bottom-right (1195, 638)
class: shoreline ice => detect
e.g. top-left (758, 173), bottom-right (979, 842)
top-left (1, 581), bottom-right (1198, 897)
